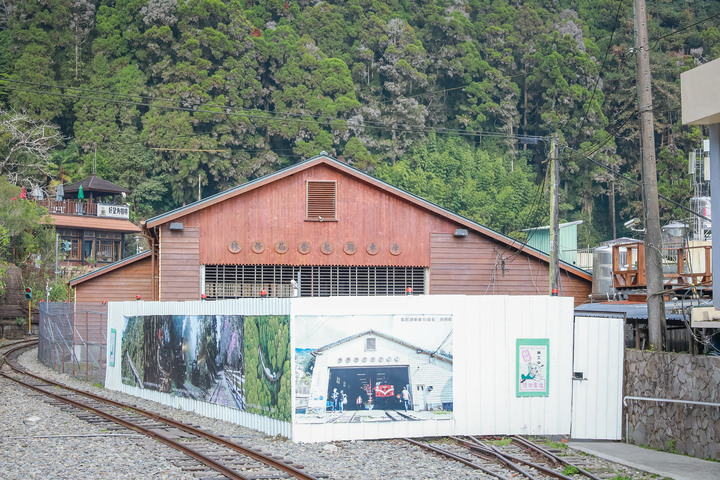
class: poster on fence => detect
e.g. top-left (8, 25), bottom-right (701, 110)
top-left (119, 314), bottom-right (290, 422)
top-left (516, 338), bottom-right (549, 397)
top-left (294, 313), bottom-right (453, 424)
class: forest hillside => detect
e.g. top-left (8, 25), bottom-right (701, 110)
top-left (1, 0), bottom-right (719, 248)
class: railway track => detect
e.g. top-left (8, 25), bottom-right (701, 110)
top-left (405, 435), bottom-right (605, 480)
top-left (1, 341), bottom-right (322, 480)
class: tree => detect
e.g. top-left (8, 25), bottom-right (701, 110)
top-left (0, 110), bottom-right (64, 188)
top-left (0, 177), bottom-right (55, 295)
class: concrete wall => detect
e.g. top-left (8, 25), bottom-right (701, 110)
top-left (624, 350), bottom-right (720, 459)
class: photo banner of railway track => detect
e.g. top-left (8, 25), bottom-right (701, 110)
top-left (119, 313), bottom-right (291, 423)
top-left (294, 313), bottom-right (453, 424)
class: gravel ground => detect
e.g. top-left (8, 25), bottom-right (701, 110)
top-left (0, 343), bottom-right (661, 480)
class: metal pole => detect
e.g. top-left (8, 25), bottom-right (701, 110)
top-left (709, 124), bottom-right (720, 309)
top-left (635, 0), bottom-right (667, 350)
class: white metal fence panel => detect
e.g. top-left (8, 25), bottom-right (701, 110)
top-left (571, 315), bottom-right (624, 440)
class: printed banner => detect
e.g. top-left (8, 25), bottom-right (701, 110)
top-left (120, 314), bottom-right (290, 422)
top-left (295, 313), bottom-right (453, 424)
top-left (516, 338), bottom-right (549, 397)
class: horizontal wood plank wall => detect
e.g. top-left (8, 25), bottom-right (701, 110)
top-left (160, 226), bottom-right (200, 301)
top-left (75, 258), bottom-right (153, 303)
top-left (430, 233), bottom-right (591, 307)
top-left (184, 164), bottom-right (458, 267)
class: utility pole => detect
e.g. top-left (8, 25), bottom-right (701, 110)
top-left (635, 0), bottom-right (667, 350)
top-left (549, 134), bottom-right (559, 296)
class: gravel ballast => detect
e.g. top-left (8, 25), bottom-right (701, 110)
top-left (0, 345), bottom-right (661, 480)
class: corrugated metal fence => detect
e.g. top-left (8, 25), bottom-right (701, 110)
top-left (38, 302), bottom-right (108, 384)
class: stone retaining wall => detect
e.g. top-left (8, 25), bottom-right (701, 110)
top-left (625, 349), bottom-right (720, 460)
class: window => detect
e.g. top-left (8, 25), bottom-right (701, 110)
top-left (365, 338), bottom-right (376, 351)
top-left (306, 180), bottom-right (336, 221)
top-left (204, 265), bottom-right (426, 298)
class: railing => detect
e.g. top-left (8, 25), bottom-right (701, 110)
top-left (36, 199), bottom-right (97, 216)
top-left (612, 242), bottom-right (712, 291)
top-left (623, 395), bottom-right (720, 444)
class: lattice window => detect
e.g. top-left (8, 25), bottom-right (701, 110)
top-left (306, 180), bottom-right (336, 221)
top-left (204, 265), bottom-right (425, 299)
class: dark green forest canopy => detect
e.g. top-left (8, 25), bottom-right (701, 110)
top-left (1, 0), bottom-right (718, 244)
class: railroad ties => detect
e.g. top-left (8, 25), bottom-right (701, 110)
top-left (0, 340), bottom-right (323, 480)
top-left (405, 435), bottom-right (604, 480)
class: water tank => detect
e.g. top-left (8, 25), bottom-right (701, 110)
top-left (661, 222), bottom-right (688, 247)
top-left (591, 245), bottom-right (614, 299)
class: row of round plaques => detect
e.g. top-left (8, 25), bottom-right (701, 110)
top-left (228, 240), bottom-right (402, 256)
top-left (337, 356), bottom-right (401, 364)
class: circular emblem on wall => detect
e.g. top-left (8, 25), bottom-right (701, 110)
top-left (251, 241), bottom-right (265, 254)
top-left (389, 242), bottom-right (402, 256)
top-left (275, 241), bottom-right (288, 254)
top-left (228, 241), bottom-right (241, 254)
top-left (321, 241), bottom-right (333, 255)
top-left (343, 241), bottom-right (356, 255)
top-left (298, 241), bottom-right (311, 255)
top-left (366, 242), bottom-right (379, 255)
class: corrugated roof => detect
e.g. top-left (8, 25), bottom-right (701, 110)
top-left (143, 154), bottom-right (592, 281)
top-left (50, 214), bottom-right (141, 233)
top-left (575, 300), bottom-right (710, 321)
top-left (69, 250), bottom-right (151, 286)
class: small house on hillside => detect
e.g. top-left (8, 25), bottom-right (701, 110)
top-left (70, 154), bottom-right (592, 304)
top-left (37, 174), bottom-right (140, 267)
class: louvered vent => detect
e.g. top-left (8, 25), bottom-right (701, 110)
top-left (306, 180), bottom-right (336, 221)
top-left (365, 338), bottom-right (376, 351)
top-left (204, 265), bottom-right (426, 298)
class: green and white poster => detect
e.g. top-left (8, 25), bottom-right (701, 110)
top-left (516, 338), bottom-right (549, 397)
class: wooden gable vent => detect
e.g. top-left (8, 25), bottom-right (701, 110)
top-left (306, 180), bottom-right (337, 221)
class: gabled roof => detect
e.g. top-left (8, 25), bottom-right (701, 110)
top-left (63, 174), bottom-right (131, 196)
top-left (311, 329), bottom-right (453, 365)
top-left (69, 250), bottom-right (151, 286)
top-left (143, 153), bottom-right (591, 281)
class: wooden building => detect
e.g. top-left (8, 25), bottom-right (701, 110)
top-left (70, 154), bottom-right (592, 305)
top-left (37, 174), bottom-right (141, 267)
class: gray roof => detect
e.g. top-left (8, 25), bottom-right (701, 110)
top-left (575, 300), bottom-right (711, 322)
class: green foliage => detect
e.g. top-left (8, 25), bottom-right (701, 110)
top-left (0, 0), bottom-right (714, 243)
top-left (0, 178), bottom-right (55, 268)
top-left (120, 316), bottom-right (145, 387)
top-left (562, 465), bottom-right (580, 475)
top-left (243, 315), bottom-right (291, 422)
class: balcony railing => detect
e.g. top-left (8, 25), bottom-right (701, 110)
top-left (37, 199), bottom-right (130, 219)
top-left (612, 242), bottom-right (712, 292)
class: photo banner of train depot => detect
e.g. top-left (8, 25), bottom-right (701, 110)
top-left (120, 314), bottom-right (290, 422)
top-left (294, 313), bottom-right (453, 424)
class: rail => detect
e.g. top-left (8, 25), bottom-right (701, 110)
top-left (623, 395), bottom-right (720, 444)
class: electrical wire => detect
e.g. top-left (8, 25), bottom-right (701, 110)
top-left (0, 78), bottom-right (547, 142)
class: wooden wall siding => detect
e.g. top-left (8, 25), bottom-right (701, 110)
top-left (74, 257), bottom-right (153, 303)
top-left (159, 225), bottom-right (201, 301)
top-left (430, 233), bottom-right (591, 307)
top-left (180, 164), bottom-right (459, 267)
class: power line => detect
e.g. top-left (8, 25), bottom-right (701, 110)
top-left (561, 143), bottom-right (710, 223)
top-left (0, 79), bottom-right (548, 142)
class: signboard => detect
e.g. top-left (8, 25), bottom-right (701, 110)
top-left (516, 338), bottom-right (549, 397)
top-left (97, 203), bottom-right (130, 219)
top-left (108, 328), bottom-right (116, 367)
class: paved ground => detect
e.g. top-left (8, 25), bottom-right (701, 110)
top-left (568, 441), bottom-right (720, 480)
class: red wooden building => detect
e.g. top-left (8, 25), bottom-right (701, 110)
top-left (70, 154), bottom-right (592, 305)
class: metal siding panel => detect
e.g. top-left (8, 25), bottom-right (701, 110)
top-left (571, 316), bottom-right (624, 440)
